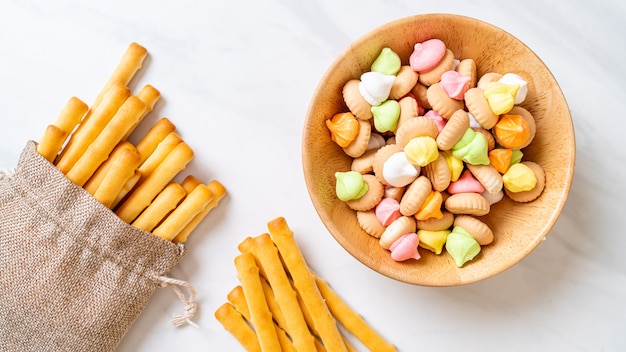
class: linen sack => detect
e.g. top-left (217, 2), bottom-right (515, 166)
top-left (0, 141), bottom-right (188, 351)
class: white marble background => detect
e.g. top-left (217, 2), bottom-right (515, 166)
top-left (1, 0), bottom-right (625, 351)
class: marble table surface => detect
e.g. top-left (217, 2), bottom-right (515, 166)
top-left (1, 0), bottom-right (625, 351)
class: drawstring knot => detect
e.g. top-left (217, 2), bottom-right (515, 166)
top-left (157, 275), bottom-right (199, 328)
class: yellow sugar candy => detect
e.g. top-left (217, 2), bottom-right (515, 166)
top-left (483, 81), bottom-right (519, 115)
top-left (417, 229), bottom-right (450, 255)
top-left (441, 150), bottom-right (464, 181)
top-left (404, 136), bottom-right (439, 166)
top-left (502, 163), bottom-right (537, 192)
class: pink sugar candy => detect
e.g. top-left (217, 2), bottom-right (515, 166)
top-left (439, 70), bottom-right (471, 100)
top-left (375, 198), bottom-right (402, 226)
top-left (389, 233), bottom-right (421, 262)
top-left (409, 39), bottom-right (447, 72)
top-left (447, 170), bottom-right (485, 194)
top-left (424, 110), bottom-right (447, 132)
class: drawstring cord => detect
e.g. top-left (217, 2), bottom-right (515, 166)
top-left (157, 275), bottom-right (199, 328)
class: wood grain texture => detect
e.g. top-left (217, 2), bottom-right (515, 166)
top-left (302, 14), bottom-right (575, 286)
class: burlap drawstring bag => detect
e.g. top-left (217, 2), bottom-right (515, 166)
top-left (0, 141), bottom-right (196, 351)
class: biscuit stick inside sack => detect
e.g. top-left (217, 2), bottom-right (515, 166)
top-left (34, 42), bottom-right (226, 244)
top-left (216, 217), bottom-right (397, 351)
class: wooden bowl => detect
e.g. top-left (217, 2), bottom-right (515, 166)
top-left (302, 14), bottom-right (575, 286)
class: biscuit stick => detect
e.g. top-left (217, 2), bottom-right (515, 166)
top-left (93, 146), bottom-right (141, 208)
top-left (110, 170), bottom-right (141, 209)
top-left (55, 82), bottom-right (131, 173)
top-left (173, 180), bottom-right (227, 243)
top-left (314, 275), bottom-right (398, 352)
top-left (131, 182), bottom-right (186, 232)
top-left (181, 175), bottom-right (201, 193)
top-left (37, 125), bottom-right (68, 162)
top-left (234, 253), bottom-right (281, 352)
top-left (65, 96), bottom-right (147, 186)
top-left (267, 217), bottom-right (348, 352)
top-left (239, 234), bottom-right (317, 352)
top-left (90, 42), bottom-right (147, 116)
top-left (135, 117), bottom-right (176, 164)
top-left (84, 141), bottom-right (135, 195)
top-left (152, 183), bottom-right (212, 241)
top-left (214, 303), bottom-right (262, 352)
top-left (137, 132), bottom-right (183, 180)
top-left (54, 96), bottom-right (89, 136)
top-left (227, 285), bottom-right (297, 352)
top-left (115, 142), bottom-right (193, 223)
top-left (123, 84), bottom-right (161, 140)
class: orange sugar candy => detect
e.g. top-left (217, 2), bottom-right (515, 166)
top-left (326, 112), bottom-right (360, 148)
top-left (492, 114), bottom-right (530, 149)
top-left (489, 148), bottom-right (513, 174)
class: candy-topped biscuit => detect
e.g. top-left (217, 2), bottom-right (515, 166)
top-left (504, 161), bottom-right (545, 202)
top-left (476, 72), bottom-right (503, 90)
top-left (395, 115), bottom-right (439, 147)
top-left (422, 154), bottom-right (451, 192)
top-left (419, 49), bottom-right (455, 86)
top-left (342, 119), bottom-right (372, 158)
top-left (346, 174), bottom-right (384, 211)
top-left (436, 109), bottom-right (470, 150)
top-left (379, 215), bottom-right (417, 250)
top-left (453, 215), bottom-right (494, 245)
top-left (342, 79), bottom-right (372, 120)
top-left (389, 65), bottom-right (419, 100)
top-left (416, 211), bottom-right (454, 231)
top-left (444, 192), bottom-right (490, 216)
top-left (455, 58), bottom-right (477, 88)
top-left (464, 88), bottom-right (498, 129)
top-left (508, 106), bottom-right (536, 149)
top-left (399, 175), bottom-right (432, 216)
top-left (466, 163), bottom-right (503, 195)
top-left (427, 83), bottom-right (464, 119)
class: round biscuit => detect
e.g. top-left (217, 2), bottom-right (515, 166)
top-left (427, 83), bottom-right (464, 119)
top-left (379, 215), bottom-right (416, 249)
top-left (464, 87), bottom-right (498, 129)
top-left (505, 161), bottom-right (546, 202)
top-left (346, 174), bottom-right (384, 211)
top-left (417, 211), bottom-right (454, 231)
top-left (423, 154), bottom-right (451, 192)
top-left (418, 49), bottom-right (455, 86)
top-left (351, 149), bottom-right (377, 174)
top-left (399, 175), bottom-right (432, 216)
top-left (397, 96), bottom-right (420, 132)
top-left (476, 72), bottom-right (503, 90)
top-left (454, 214), bottom-right (494, 245)
top-left (384, 185), bottom-right (406, 203)
top-left (466, 163), bottom-right (503, 195)
top-left (342, 79), bottom-right (372, 120)
top-left (456, 58), bottom-right (477, 88)
top-left (410, 82), bottom-right (431, 109)
top-left (389, 66), bottom-right (419, 100)
top-left (444, 192), bottom-right (490, 216)
top-left (395, 115), bottom-right (439, 147)
top-left (436, 109), bottom-right (470, 150)
top-left (342, 119), bottom-right (371, 158)
top-left (356, 210), bottom-right (386, 238)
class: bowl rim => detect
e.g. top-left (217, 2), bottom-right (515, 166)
top-left (302, 13), bottom-right (576, 286)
